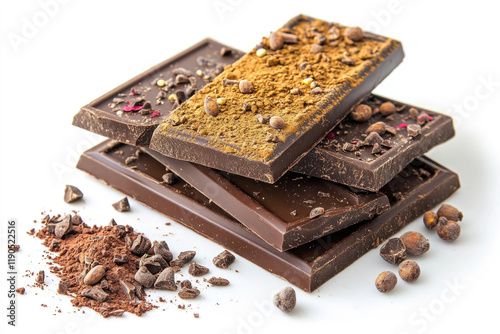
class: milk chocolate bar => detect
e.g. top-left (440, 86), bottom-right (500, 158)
top-left (149, 15), bottom-right (404, 183)
top-left (76, 140), bottom-right (460, 292)
top-left (292, 94), bottom-right (455, 191)
top-left (146, 149), bottom-right (390, 251)
top-left (73, 38), bottom-right (244, 146)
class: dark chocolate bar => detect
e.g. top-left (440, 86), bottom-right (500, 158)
top-left (77, 140), bottom-right (460, 292)
top-left (146, 149), bottom-right (390, 251)
top-left (72, 38), bottom-right (244, 146)
top-left (292, 94), bottom-right (455, 191)
top-left (149, 15), bottom-right (404, 183)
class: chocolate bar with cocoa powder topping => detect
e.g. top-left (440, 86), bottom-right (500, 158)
top-left (149, 14), bottom-right (404, 183)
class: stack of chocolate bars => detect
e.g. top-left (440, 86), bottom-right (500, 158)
top-left (73, 15), bottom-right (460, 292)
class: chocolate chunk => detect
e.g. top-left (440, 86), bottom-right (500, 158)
top-left (188, 263), bottom-right (209, 277)
top-left (380, 238), bottom-right (407, 264)
top-left (54, 215), bottom-right (72, 239)
top-left (64, 185), bottom-right (83, 203)
top-left (139, 254), bottom-right (168, 274)
top-left (81, 286), bottom-right (109, 302)
top-left (130, 234), bottom-right (152, 256)
top-left (112, 197), bottom-right (130, 212)
top-left (153, 241), bottom-right (173, 262)
top-left (178, 250), bottom-right (196, 264)
top-left (36, 270), bottom-right (45, 284)
top-left (119, 280), bottom-right (136, 301)
top-left (57, 280), bottom-right (69, 295)
top-left (134, 266), bottom-right (156, 288)
top-left (213, 250), bottom-right (235, 269)
top-left (113, 254), bottom-right (128, 265)
top-left (154, 267), bottom-right (177, 290)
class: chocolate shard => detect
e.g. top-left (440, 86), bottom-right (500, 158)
top-left (81, 286), bottom-right (109, 302)
top-left (112, 197), bottom-right (130, 212)
top-left (77, 140), bottom-right (460, 292)
top-left (64, 185), bottom-right (83, 203)
top-left (154, 267), bottom-right (177, 291)
top-left (54, 215), bottom-right (72, 239)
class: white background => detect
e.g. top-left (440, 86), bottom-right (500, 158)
top-left (1, 0), bottom-right (499, 333)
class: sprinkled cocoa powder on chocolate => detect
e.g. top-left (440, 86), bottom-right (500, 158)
top-left (155, 16), bottom-right (400, 162)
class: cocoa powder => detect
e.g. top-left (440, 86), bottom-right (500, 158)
top-left (36, 215), bottom-right (154, 317)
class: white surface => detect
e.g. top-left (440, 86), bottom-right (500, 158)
top-left (1, 1), bottom-right (499, 333)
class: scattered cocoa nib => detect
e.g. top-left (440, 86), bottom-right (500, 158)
top-left (222, 78), bottom-right (238, 86)
top-left (213, 250), bottom-right (235, 269)
top-left (64, 185), bottom-right (83, 203)
top-left (81, 285), bottom-right (109, 302)
top-left (16, 287), bottom-right (25, 295)
top-left (180, 280), bottom-right (192, 289)
top-left (130, 234), bottom-right (152, 256)
top-left (407, 124), bottom-right (422, 138)
top-left (273, 287), bottom-right (296, 313)
top-left (178, 288), bottom-right (200, 300)
top-left (113, 254), bottom-right (128, 265)
top-left (153, 241), bottom-right (173, 262)
top-left (208, 277), bottom-right (230, 286)
top-left (112, 197), bottom-right (130, 212)
top-left (8, 244), bottom-right (20, 252)
top-left (188, 263), bottom-right (209, 277)
top-left (54, 215), bottom-right (72, 239)
top-left (140, 254), bottom-right (168, 274)
top-left (134, 266), bottom-right (156, 288)
top-left (178, 250), bottom-right (196, 264)
top-left (282, 32), bottom-right (299, 43)
top-left (154, 267), bottom-right (177, 291)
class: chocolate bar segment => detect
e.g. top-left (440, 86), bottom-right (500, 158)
top-left (72, 38), bottom-right (243, 146)
top-left (77, 140), bottom-right (459, 292)
top-left (292, 95), bottom-right (455, 191)
top-left (149, 15), bottom-right (404, 183)
top-left (146, 149), bottom-right (390, 251)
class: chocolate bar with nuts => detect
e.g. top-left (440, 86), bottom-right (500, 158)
top-left (72, 38), bottom-right (244, 146)
top-left (149, 14), bottom-right (404, 183)
top-left (77, 140), bottom-right (460, 292)
top-left (291, 94), bottom-right (455, 191)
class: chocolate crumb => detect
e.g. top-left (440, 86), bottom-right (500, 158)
top-left (213, 250), bottom-right (235, 269)
top-left (207, 277), bottom-right (230, 286)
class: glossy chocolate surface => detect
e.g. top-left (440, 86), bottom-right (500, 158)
top-left (77, 140), bottom-right (460, 291)
top-left (73, 38), bottom-right (243, 146)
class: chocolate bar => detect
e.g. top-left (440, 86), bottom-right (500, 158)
top-left (146, 149), bottom-right (390, 251)
top-left (292, 94), bottom-right (455, 191)
top-left (149, 15), bottom-right (404, 183)
top-left (72, 39), bottom-right (244, 146)
top-left (77, 140), bottom-right (460, 292)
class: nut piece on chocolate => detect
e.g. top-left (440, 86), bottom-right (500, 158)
top-left (273, 287), bottom-right (296, 313)
top-left (188, 263), bottom-right (209, 277)
top-left (379, 102), bottom-right (395, 116)
top-left (350, 104), bottom-right (372, 122)
top-left (269, 116), bottom-right (285, 129)
top-left (379, 238), bottom-right (407, 264)
top-left (112, 197), bottom-right (130, 212)
top-left (239, 79), bottom-right (254, 94)
top-left (64, 185), bottom-right (83, 203)
top-left (204, 97), bottom-right (219, 117)
top-left (366, 121), bottom-right (387, 135)
top-left (154, 267), bottom-right (177, 291)
top-left (400, 231), bottom-right (430, 256)
top-left (213, 250), bottom-right (235, 269)
top-left (344, 26), bottom-right (364, 42)
top-left (269, 31), bottom-right (284, 50)
top-left (407, 124), bottom-right (422, 138)
top-left (207, 277), bottom-right (230, 286)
